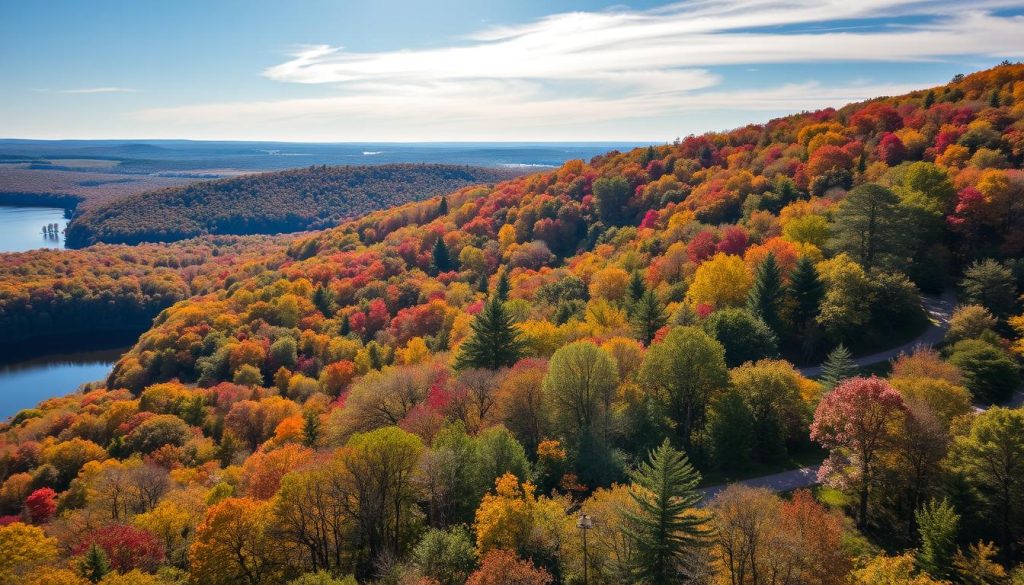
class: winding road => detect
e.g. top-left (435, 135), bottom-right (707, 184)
top-left (702, 291), bottom-right (960, 503)
top-left (798, 291), bottom-right (956, 378)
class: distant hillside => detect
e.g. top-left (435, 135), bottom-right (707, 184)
top-left (64, 163), bottom-right (520, 247)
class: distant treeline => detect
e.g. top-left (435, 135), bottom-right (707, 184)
top-left (64, 164), bottom-right (519, 247)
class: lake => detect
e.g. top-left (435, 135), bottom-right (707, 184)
top-left (0, 205), bottom-right (69, 252)
top-left (0, 347), bottom-right (127, 420)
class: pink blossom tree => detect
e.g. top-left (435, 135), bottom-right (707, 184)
top-left (810, 376), bottom-right (906, 527)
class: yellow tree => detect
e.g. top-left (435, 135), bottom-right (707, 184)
top-left (189, 497), bottom-right (283, 585)
top-left (0, 522), bottom-right (58, 583)
top-left (474, 473), bottom-right (570, 562)
top-left (686, 253), bottom-right (752, 310)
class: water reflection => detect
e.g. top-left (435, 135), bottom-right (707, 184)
top-left (0, 347), bottom-right (127, 420)
top-left (0, 205), bottom-right (70, 252)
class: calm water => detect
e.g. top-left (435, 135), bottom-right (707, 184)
top-left (0, 205), bottom-right (68, 252)
top-left (0, 347), bottom-right (127, 420)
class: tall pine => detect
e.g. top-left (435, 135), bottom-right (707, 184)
top-left (454, 294), bottom-right (525, 370)
top-left (632, 289), bottom-right (667, 345)
top-left (747, 252), bottom-right (784, 334)
top-left (623, 439), bottom-right (711, 584)
top-left (80, 544), bottom-right (111, 583)
top-left (432, 237), bottom-right (454, 274)
top-left (820, 344), bottom-right (858, 389)
top-left (494, 267), bottom-right (511, 302)
top-left (789, 255), bottom-right (824, 356)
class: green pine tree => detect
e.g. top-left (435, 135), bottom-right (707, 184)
top-left (632, 289), bottom-right (667, 346)
top-left (623, 439), bottom-right (711, 584)
top-left (432, 237), bottom-right (453, 274)
top-left (789, 255), bottom-right (824, 356)
top-left (820, 344), bottom-right (858, 389)
top-left (438, 195), bottom-right (449, 216)
top-left (340, 313), bottom-right (351, 336)
top-left (302, 410), bottom-right (321, 448)
top-left (627, 271), bottom-right (647, 314)
top-left (454, 294), bottom-right (526, 370)
top-left (477, 271), bottom-right (489, 294)
top-left (313, 284), bottom-right (335, 317)
top-left (924, 89), bottom-right (936, 108)
top-left (989, 89), bottom-right (1001, 108)
top-left (747, 252), bottom-right (785, 334)
top-left (80, 544), bottom-right (111, 583)
top-left (916, 498), bottom-right (960, 580)
top-left (494, 267), bottom-right (511, 302)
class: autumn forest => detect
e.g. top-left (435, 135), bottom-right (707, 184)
top-left (3, 62), bottom-right (1024, 585)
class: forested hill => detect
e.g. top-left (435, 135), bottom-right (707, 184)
top-left (64, 164), bottom-right (520, 247)
top-left (6, 64), bottom-right (1024, 584)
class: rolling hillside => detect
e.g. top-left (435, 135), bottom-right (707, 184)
top-left (64, 164), bottom-right (521, 247)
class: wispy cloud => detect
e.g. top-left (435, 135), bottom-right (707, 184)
top-left (133, 0), bottom-right (1024, 140)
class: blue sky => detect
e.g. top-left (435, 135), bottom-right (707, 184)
top-left (2, 0), bottom-right (1024, 142)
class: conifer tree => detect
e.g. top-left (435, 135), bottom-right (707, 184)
top-left (80, 544), bottom-right (111, 583)
top-left (626, 270), bottom-right (643, 315)
top-left (313, 284), bottom-right (334, 317)
top-left (747, 252), bottom-right (785, 334)
top-left (455, 294), bottom-right (525, 370)
top-left (820, 344), bottom-right (858, 389)
top-left (340, 313), bottom-right (351, 336)
top-left (916, 498), bottom-right (959, 580)
top-left (302, 411), bottom-right (321, 448)
top-left (623, 439), bottom-right (711, 584)
top-left (789, 255), bottom-right (824, 356)
top-left (632, 289), bottom-right (667, 345)
top-left (495, 267), bottom-right (511, 302)
top-left (438, 195), bottom-right (449, 216)
top-left (924, 89), bottom-right (936, 108)
top-left (432, 237), bottom-right (453, 274)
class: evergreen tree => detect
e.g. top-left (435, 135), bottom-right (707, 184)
top-left (432, 237), bottom-right (454, 274)
top-left (916, 498), bottom-right (959, 580)
top-left (477, 271), bottom-right (489, 294)
top-left (632, 289), bottom-right (667, 346)
top-left (438, 195), bottom-right (449, 216)
top-left (455, 295), bottom-right (526, 370)
top-left (313, 284), bottom-right (334, 317)
top-left (302, 410), bottom-right (321, 448)
top-left (829, 183), bottom-right (912, 271)
top-left (924, 89), bottom-right (936, 108)
top-left (80, 544), bottom-right (111, 583)
top-left (789, 255), bottom-right (824, 356)
top-left (628, 271), bottom-right (647, 306)
top-left (820, 344), bottom-right (858, 389)
top-left (340, 313), bottom-right (351, 336)
top-left (623, 439), bottom-right (711, 584)
top-left (495, 267), bottom-right (511, 302)
top-left (747, 252), bottom-right (785, 334)
top-left (641, 145), bottom-right (656, 167)
top-left (989, 89), bottom-right (1001, 108)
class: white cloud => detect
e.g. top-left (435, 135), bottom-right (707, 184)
top-left (132, 0), bottom-right (1024, 140)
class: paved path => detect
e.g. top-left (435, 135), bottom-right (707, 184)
top-left (702, 292), bottom-right (956, 504)
top-left (799, 291), bottom-right (956, 378)
top-left (699, 465), bottom-right (821, 504)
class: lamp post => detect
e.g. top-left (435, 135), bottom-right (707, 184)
top-left (577, 512), bottom-right (593, 585)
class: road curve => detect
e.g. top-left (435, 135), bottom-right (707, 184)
top-left (799, 291), bottom-right (957, 378)
top-left (698, 465), bottom-right (822, 504)
top-left (701, 291), bottom-right (957, 504)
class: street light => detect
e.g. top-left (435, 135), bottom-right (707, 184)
top-left (577, 512), bottom-right (593, 585)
